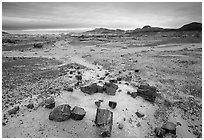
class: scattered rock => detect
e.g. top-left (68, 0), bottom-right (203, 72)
top-left (118, 123), bottom-right (124, 129)
top-left (44, 97), bottom-right (55, 109)
top-left (109, 79), bottom-right (117, 83)
top-left (80, 83), bottom-right (98, 95)
top-left (71, 106), bottom-right (86, 120)
top-left (8, 106), bottom-right (19, 115)
top-left (154, 127), bottom-right (166, 138)
top-left (136, 111), bottom-right (145, 118)
top-left (49, 104), bottom-right (71, 122)
top-left (136, 122), bottom-right (141, 127)
top-left (108, 101), bottom-right (117, 109)
top-left (95, 101), bottom-right (101, 108)
top-left (116, 77), bottom-right (122, 81)
top-left (104, 82), bottom-right (118, 96)
top-left (75, 75), bottom-right (82, 81)
top-left (97, 85), bottom-right (104, 93)
top-left (64, 87), bottom-right (73, 92)
top-left (137, 84), bottom-right (157, 103)
top-left (27, 103), bottom-right (34, 109)
top-left (34, 43), bottom-right (43, 48)
top-left (161, 122), bottom-right (176, 134)
top-left (127, 91), bottom-right (137, 98)
top-left (95, 108), bottom-right (113, 137)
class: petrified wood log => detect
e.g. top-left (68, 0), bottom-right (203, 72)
top-left (95, 108), bottom-right (113, 137)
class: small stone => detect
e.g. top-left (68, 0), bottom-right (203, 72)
top-left (135, 69), bottom-right (139, 72)
top-left (136, 122), bottom-right (141, 127)
top-left (95, 101), bottom-right (101, 108)
top-left (118, 123), bottom-right (124, 129)
top-left (154, 127), bottom-right (166, 138)
top-left (71, 106), bottom-right (86, 120)
top-left (2, 121), bottom-right (7, 126)
top-left (64, 87), bottom-right (73, 92)
top-left (123, 118), bottom-right (126, 121)
top-left (108, 101), bottom-right (117, 109)
top-left (27, 103), bottom-right (34, 109)
top-left (8, 106), bottom-right (19, 115)
top-left (109, 79), bottom-right (117, 83)
top-left (161, 122), bottom-right (176, 134)
top-left (75, 75), bottom-right (82, 81)
top-left (136, 111), bottom-right (145, 118)
top-left (45, 97), bottom-right (55, 109)
top-left (116, 77), bottom-right (122, 81)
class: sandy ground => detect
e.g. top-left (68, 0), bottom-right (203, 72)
top-left (2, 41), bottom-right (202, 138)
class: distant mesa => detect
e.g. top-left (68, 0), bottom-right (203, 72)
top-left (178, 22), bottom-right (202, 31)
top-left (85, 28), bottom-right (125, 34)
top-left (84, 22), bottom-right (202, 35)
top-left (142, 25), bottom-right (151, 29)
top-left (2, 31), bottom-right (9, 35)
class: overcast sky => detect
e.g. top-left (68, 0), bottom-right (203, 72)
top-left (2, 2), bottom-right (202, 32)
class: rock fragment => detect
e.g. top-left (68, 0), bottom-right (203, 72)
top-left (80, 83), bottom-right (98, 95)
top-left (161, 122), bottom-right (176, 134)
top-left (45, 97), bottom-right (55, 109)
top-left (118, 123), bottom-right (124, 129)
top-left (8, 106), bottom-right (19, 115)
top-left (95, 101), bottom-right (101, 108)
top-left (154, 127), bottom-right (166, 138)
top-left (108, 101), bottom-right (117, 109)
top-left (104, 82), bottom-right (118, 96)
top-left (136, 111), bottom-right (145, 118)
top-left (27, 103), bottom-right (34, 109)
top-left (64, 87), bottom-right (73, 92)
top-left (127, 91), bottom-right (137, 98)
top-left (137, 84), bottom-right (157, 103)
top-left (49, 104), bottom-right (71, 122)
top-left (71, 106), bottom-right (86, 120)
top-left (95, 108), bottom-right (113, 137)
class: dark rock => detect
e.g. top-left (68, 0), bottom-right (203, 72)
top-left (95, 108), bottom-right (113, 137)
top-left (136, 122), bottom-right (141, 127)
top-left (108, 101), bottom-right (117, 109)
top-left (104, 82), bottom-right (118, 96)
top-left (105, 72), bottom-right (109, 76)
top-left (8, 106), bottom-right (19, 115)
top-left (118, 123), bottom-right (124, 129)
top-left (69, 71), bottom-right (74, 74)
top-left (95, 101), bottom-right (101, 108)
top-left (34, 43), bottom-right (43, 48)
top-left (134, 69), bottom-right (139, 72)
top-left (137, 84), bottom-right (157, 103)
top-left (75, 75), bottom-right (82, 81)
top-left (2, 121), bottom-right (7, 126)
top-left (64, 87), bottom-right (73, 92)
top-left (97, 85), bottom-right (104, 93)
top-left (99, 100), bottom-right (103, 102)
top-left (127, 91), bottom-right (137, 98)
top-left (136, 111), bottom-right (145, 118)
top-left (49, 104), bottom-right (71, 122)
top-left (71, 106), bottom-right (86, 120)
top-left (154, 127), bottom-right (166, 138)
top-left (27, 103), bottom-right (34, 109)
top-left (116, 77), bottom-right (122, 81)
top-left (80, 83), bottom-right (98, 95)
top-left (109, 79), bottom-right (117, 83)
top-left (161, 122), bottom-right (176, 134)
top-left (45, 97), bottom-right (55, 109)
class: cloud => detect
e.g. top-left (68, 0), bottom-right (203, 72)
top-left (2, 2), bottom-right (202, 31)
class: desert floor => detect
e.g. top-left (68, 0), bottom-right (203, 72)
top-left (2, 40), bottom-right (202, 138)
